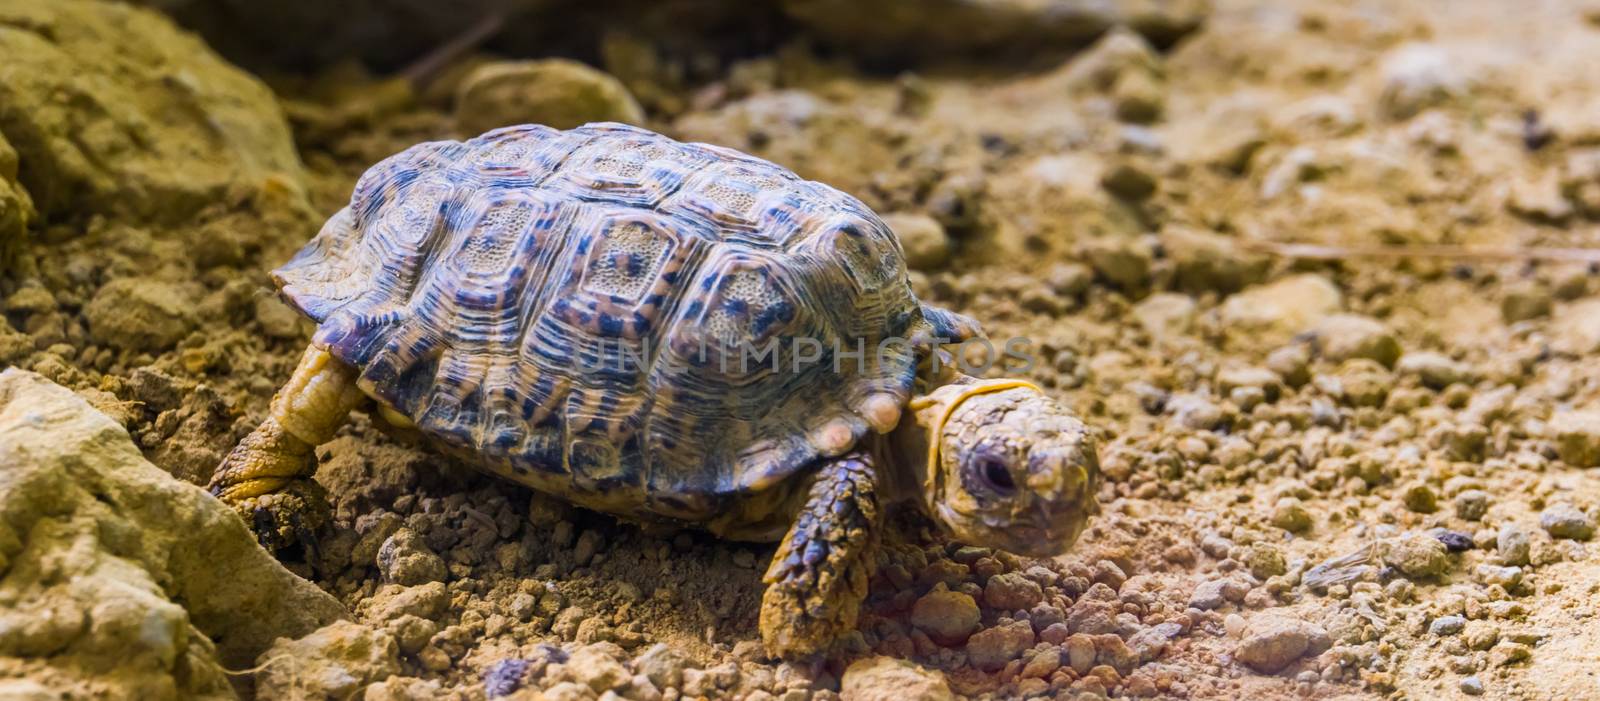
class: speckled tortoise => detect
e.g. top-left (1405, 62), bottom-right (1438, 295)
top-left (212, 122), bottom-right (1100, 658)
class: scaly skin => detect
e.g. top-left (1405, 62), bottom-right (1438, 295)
top-left (209, 344), bottom-right (364, 550)
top-left (759, 450), bottom-right (881, 659)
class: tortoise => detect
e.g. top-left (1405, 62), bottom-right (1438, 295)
top-left (211, 122), bottom-right (1100, 658)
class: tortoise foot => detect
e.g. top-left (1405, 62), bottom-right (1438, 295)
top-left (759, 451), bottom-right (881, 660)
top-left (227, 477), bottom-right (332, 553)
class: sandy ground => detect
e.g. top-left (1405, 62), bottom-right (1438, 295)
top-left (6, 0), bottom-right (1600, 699)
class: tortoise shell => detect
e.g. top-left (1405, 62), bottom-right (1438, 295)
top-left (272, 122), bottom-right (976, 526)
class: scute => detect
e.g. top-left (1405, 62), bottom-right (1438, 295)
top-left (272, 122), bottom-right (978, 522)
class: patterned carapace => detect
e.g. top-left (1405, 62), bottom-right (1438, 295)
top-left (272, 123), bottom-right (973, 525)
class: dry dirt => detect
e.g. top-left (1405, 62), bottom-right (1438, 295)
top-left (6, 0), bottom-right (1600, 699)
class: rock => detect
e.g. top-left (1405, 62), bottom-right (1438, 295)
top-left (1244, 543), bottom-right (1287, 579)
top-left (1174, 97), bottom-right (1268, 173)
top-left (1429, 615), bottom-right (1466, 636)
top-left (387, 615), bottom-right (437, 655)
top-left (910, 584), bottom-right (980, 645)
top-left (1221, 274), bottom-right (1343, 345)
top-left (1401, 483), bottom-right (1439, 513)
top-left (1377, 44), bottom-right (1469, 120)
top-left (1167, 393), bottom-right (1224, 431)
top-left (1084, 236), bottom-right (1154, 291)
top-left (1497, 524), bottom-right (1532, 566)
top-left (1310, 314), bottom-right (1401, 368)
top-left (1188, 580), bottom-right (1225, 610)
top-left (0, 0), bottom-right (302, 223)
top-left (1434, 530), bottom-right (1474, 553)
top-left (1397, 351), bottom-right (1467, 389)
top-left (455, 59), bottom-right (645, 135)
top-left (82, 278), bottom-right (199, 352)
top-left (633, 643), bottom-right (691, 690)
top-left (368, 676), bottom-right (446, 700)
top-left (573, 529), bottom-right (605, 566)
top-left (1133, 293), bottom-right (1197, 341)
top-left (1127, 622), bottom-right (1183, 663)
top-left (565, 645), bottom-right (629, 693)
top-left (966, 619), bottom-right (1035, 671)
top-left (1454, 490), bottom-right (1491, 521)
top-left (0, 369), bottom-right (343, 697)
top-left (1065, 634), bottom-right (1097, 674)
top-left (883, 212), bottom-right (952, 271)
top-left (1463, 620), bottom-right (1499, 650)
top-left (1160, 226), bottom-right (1269, 294)
top-left (839, 656), bottom-right (954, 701)
top-left (1233, 616), bottom-right (1330, 673)
top-left (1270, 498), bottom-right (1313, 534)
top-left (985, 573), bottom-right (1045, 611)
top-left (365, 582), bottom-right (450, 623)
top-left (1460, 675), bottom-right (1485, 696)
top-left (256, 621), bottom-right (400, 699)
top-left (1475, 565), bottom-right (1523, 589)
top-left (1266, 344), bottom-right (1312, 387)
top-left (1218, 365), bottom-right (1283, 403)
top-left (0, 131), bottom-right (32, 264)
top-left (1489, 642), bottom-right (1532, 667)
top-left (1101, 161), bottom-right (1158, 201)
top-left (1501, 282), bottom-right (1554, 322)
top-left (255, 296), bottom-right (306, 340)
top-left (1384, 533), bottom-right (1450, 579)
top-left (1540, 503), bottom-right (1595, 540)
top-left (1046, 263), bottom-right (1094, 298)
top-left (1549, 410), bottom-right (1600, 467)
top-left (1114, 68), bottom-right (1166, 124)
top-left (1551, 298), bottom-right (1600, 354)
top-left (377, 528), bottom-right (449, 585)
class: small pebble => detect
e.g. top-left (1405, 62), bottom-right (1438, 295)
top-left (1454, 490), bottom-right (1490, 521)
top-left (1540, 503), bottom-right (1595, 540)
top-left (1433, 530), bottom-right (1474, 552)
top-left (1429, 615), bottom-right (1465, 636)
top-left (1498, 524), bottom-right (1532, 566)
top-left (1402, 483), bottom-right (1439, 513)
top-left (1460, 675), bottom-right (1485, 696)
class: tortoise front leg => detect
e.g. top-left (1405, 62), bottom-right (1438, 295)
top-left (760, 450), bottom-right (882, 659)
top-left (209, 344), bottom-right (365, 550)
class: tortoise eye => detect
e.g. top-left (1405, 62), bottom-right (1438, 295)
top-left (972, 454), bottom-right (1017, 495)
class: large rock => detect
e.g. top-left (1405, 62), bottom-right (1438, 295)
top-left (0, 0), bottom-right (302, 225)
top-left (0, 369), bottom-right (344, 699)
top-left (454, 59), bottom-right (645, 135)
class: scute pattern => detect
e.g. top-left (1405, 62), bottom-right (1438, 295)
top-left (274, 123), bottom-right (974, 521)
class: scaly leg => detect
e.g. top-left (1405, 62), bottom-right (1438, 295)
top-left (210, 344), bottom-right (365, 550)
top-left (760, 450), bottom-right (882, 659)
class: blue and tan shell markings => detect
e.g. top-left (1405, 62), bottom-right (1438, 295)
top-left (271, 122), bottom-right (977, 527)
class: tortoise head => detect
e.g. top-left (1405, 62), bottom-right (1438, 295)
top-left (916, 380), bottom-right (1100, 557)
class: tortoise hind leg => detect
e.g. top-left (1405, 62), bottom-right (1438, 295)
top-left (210, 344), bottom-right (366, 550)
top-left (759, 450), bottom-right (882, 659)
